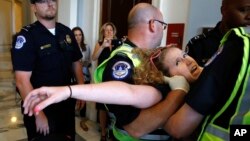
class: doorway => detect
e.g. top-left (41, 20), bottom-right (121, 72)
top-left (101, 0), bottom-right (152, 38)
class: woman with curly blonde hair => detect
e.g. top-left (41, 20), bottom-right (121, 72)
top-left (133, 46), bottom-right (202, 85)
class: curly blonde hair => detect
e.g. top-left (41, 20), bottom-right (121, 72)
top-left (132, 46), bottom-right (177, 85)
top-left (132, 47), bottom-right (163, 85)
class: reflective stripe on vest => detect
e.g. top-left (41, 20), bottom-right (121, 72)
top-left (232, 66), bottom-right (250, 124)
top-left (199, 27), bottom-right (250, 141)
top-left (94, 43), bottom-right (140, 83)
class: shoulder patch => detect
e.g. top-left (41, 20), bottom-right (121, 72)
top-left (112, 61), bottom-right (131, 80)
top-left (15, 35), bottom-right (26, 49)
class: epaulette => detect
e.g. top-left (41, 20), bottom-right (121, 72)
top-left (21, 23), bottom-right (36, 32)
top-left (56, 22), bottom-right (70, 31)
top-left (188, 33), bottom-right (207, 45)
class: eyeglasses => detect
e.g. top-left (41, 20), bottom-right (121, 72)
top-left (36, 0), bottom-right (56, 4)
top-left (151, 19), bottom-right (168, 30)
top-left (150, 47), bottom-right (167, 71)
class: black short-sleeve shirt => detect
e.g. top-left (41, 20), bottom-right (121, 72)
top-left (12, 21), bottom-right (82, 88)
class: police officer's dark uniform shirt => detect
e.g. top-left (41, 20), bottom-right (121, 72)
top-left (186, 22), bottom-right (224, 67)
top-left (11, 21), bottom-right (82, 140)
top-left (96, 40), bottom-right (122, 110)
top-left (186, 32), bottom-right (245, 129)
top-left (102, 39), bottom-right (170, 131)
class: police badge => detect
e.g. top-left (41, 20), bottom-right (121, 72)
top-left (66, 35), bottom-right (72, 44)
top-left (112, 61), bottom-right (131, 79)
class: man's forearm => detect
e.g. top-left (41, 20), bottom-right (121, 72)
top-left (15, 71), bottom-right (34, 100)
top-left (123, 90), bottom-right (186, 138)
top-left (73, 61), bottom-right (84, 84)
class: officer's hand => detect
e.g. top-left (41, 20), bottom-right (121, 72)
top-left (35, 111), bottom-right (49, 136)
top-left (164, 75), bottom-right (190, 93)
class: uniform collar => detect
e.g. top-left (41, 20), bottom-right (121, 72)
top-left (35, 21), bottom-right (57, 36)
top-left (124, 39), bottom-right (137, 48)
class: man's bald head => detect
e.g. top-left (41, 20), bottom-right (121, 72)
top-left (127, 3), bottom-right (160, 29)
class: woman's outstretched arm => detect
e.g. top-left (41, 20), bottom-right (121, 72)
top-left (23, 81), bottom-right (162, 116)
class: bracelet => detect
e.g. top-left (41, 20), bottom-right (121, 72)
top-left (68, 85), bottom-right (72, 98)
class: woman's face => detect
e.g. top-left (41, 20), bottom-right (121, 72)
top-left (104, 25), bottom-right (114, 38)
top-left (74, 30), bottom-right (82, 44)
top-left (163, 47), bottom-right (203, 83)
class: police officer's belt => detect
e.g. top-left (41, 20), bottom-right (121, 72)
top-left (116, 128), bottom-right (170, 140)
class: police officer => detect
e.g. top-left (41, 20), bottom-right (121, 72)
top-left (94, 3), bottom-right (188, 141)
top-left (185, 22), bottom-right (223, 67)
top-left (11, 0), bottom-right (84, 140)
top-left (185, 0), bottom-right (250, 67)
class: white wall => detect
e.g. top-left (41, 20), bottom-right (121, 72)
top-left (153, 0), bottom-right (190, 48)
top-left (57, 0), bottom-right (78, 28)
top-left (153, 0), bottom-right (221, 49)
top-left (186, 0), bottom-right (221, 46)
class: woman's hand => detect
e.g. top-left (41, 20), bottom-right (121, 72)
top-left (23, 86), bottom-right (70, 116)
top-left (101, 37), bottom-right (112, 48)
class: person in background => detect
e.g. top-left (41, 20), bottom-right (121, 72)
top-left (185, 0), bottom-right (250, 67)
top-left (72, 27), bottom-right (91, 84)
top-left (92, 22), bottom-right (119, 63)
top-left (72, 27), bottom-right (91, 132)
top-left (11, 0), bottom-right (84, 140)
top-left (92, 22), bottom-right (123, 141)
